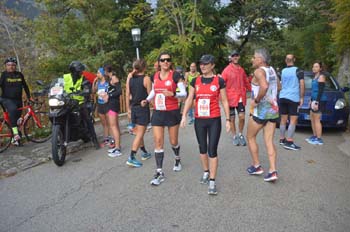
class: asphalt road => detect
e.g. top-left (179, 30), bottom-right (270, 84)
top-left (1, 117), bottom-right (350, 232)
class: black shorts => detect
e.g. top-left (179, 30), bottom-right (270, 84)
top-left (251, 115), bottom-right (279, 126)
top-left (279, 98), bottom-right (299, 116)
top-left (229, 102), bottom-right (245, 116)
top-left (311, 101), bottom-right (326, 114)
top-left (194, 117), bottom-right (221, 158)
top-left (151, 109), bottom-right (181, 127)
top-left (131, 105), bottom-right (150, 126)
top-left (97, 103), bottom-right (108, 114)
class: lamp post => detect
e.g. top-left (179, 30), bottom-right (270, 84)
top-left (131, 28), bottom-right (141, 60)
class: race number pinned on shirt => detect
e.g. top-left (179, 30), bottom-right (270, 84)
top-left (198, 99), bottom-right (210, 117)
top-left (155, 93), bottom-right (166, 110)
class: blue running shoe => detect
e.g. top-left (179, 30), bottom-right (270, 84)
top-left (126, 157), bottom-right (143, 168)
top-left (247, 165), bottom-right (264, 175)
top-left (141, 152), bottom-right (152, 161)
top-left (309, 138), bottom-right (324, 145)
top-left (264, 171), bottom-right (278, 182)
top-left (305, 135), bottom-right (316, 143)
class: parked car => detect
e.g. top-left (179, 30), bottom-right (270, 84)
top-left (297, 71), bottom-right (349, 130)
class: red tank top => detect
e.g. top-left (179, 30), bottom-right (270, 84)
top-left (153, 70), bottom-right (179, 111)
top-left (194, 75), bottom-right (221, 118)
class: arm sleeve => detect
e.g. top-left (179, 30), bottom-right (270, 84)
top-left (146, 88), bottom-right (155, 102)
top-left (296, 68), bottom-right (304, 80)
top-left (316, 82), bottom-right (325, 102)
top-left (175, 82), bottom-right (187, 98)
top-left (21, 73), bottom-right (31, 98)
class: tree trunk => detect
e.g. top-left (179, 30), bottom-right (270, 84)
top-left (337, 49), bottom-right (350, 86)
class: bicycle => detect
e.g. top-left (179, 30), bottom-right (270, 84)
top-left (0, 98), bottom-right (52, 153)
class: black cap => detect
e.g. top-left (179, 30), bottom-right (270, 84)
top-left (199, 54), bottom-right (215, 64)
top-left (231, 50), bottom-right (240, 56)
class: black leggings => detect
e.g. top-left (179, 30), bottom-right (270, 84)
top-left (2, 98), bottom-right (22, 127)
top-left (194, 117), bottom-right (221, 158)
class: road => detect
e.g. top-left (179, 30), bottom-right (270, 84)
top-left (1, 117), bottom-right (350, 232)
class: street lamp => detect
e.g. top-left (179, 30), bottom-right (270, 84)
top-left (131, 28), bottom-right (141, 59)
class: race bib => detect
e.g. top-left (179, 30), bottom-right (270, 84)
top-left (198, 98), bottom-right (210, 117)
top-left (155, 93), bottom-right (166, 110)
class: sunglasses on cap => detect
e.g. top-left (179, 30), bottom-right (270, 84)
top-left (159, 58), bottom-right (172, 63)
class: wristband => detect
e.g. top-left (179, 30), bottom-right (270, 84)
top-left (254, 98), bottom-right (260, 104)
top-left (226, 119), bottom-right (231, 122)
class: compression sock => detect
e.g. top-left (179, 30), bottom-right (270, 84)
top-left (279, 124), bottom-right (286, 139)
top-left (155, 150), bottom-right (164, 169)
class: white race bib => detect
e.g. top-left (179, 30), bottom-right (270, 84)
top-left (198, 98), bottom-right (210, 117)
top-left (155, 93), bottom-right (166, 110)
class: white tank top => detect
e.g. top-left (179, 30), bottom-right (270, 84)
top-left (251, 66), bottom-right (279, 119)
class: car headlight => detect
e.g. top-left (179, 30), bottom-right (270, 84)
top-left (49, 98), bottom-right (65, 107)
top-left (335, 98), bottom-right (346, 109)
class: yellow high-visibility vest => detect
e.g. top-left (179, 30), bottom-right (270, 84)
top-left (63, 73), bottom-right (84, 104)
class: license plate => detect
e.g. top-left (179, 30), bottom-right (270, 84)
top-left (50, 86), bottom-right (63, 95)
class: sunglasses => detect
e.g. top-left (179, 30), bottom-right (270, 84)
top-left (159, 58), bottom-right (172, 63)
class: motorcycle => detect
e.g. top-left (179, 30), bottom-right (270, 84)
top-left (48, 78), bottom-right (99, 166)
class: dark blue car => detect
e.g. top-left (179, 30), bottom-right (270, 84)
top-left (297, 71), bottom-right (349, 129)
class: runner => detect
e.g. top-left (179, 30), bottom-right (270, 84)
top-left (306, 62), bottom-right (327, 145)
top-left (221, 50), bottom-right (250, 146)
top-left (92, 67), bottom-right (110, 147)
top-left (141, 52), bottom-right (187, 186)
top-left (246, 48), bottom-right (279, 182)
top-left (279, 54), bottom-right (305, 150)
top-left (184, 62), bottom-right (200, 124)
top-left (181, 54), bottom-right (231, 195)
top-left (103, 72), bottom-right (122, 158)
top-left (125, 59), bottom-right (152, 167)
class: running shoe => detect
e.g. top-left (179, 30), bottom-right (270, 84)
top-left (12, 134), bottom-right (21, 146)
top-left (283, 141), bottom-right (301, 150)
top-left (208, 182), bottom-right (217, 195)
top-left (108, 148), bottom-right (122, 158)
top-left (247, 165), bottom-right (264, 175)
top-left (309, 138), bottom-right (324, 145)
top-left (305, 135), bottom-right (316, 143)
top-left (279, 138), bottom-right (286, 145)
top-left (238, 134), bottom-right (247, 146)
top-left (150, 171), bottom-right (165, 186)
top-left (200, 172), bottom-right (209, 184)
top-left (232, 135), bottom-right (239, 146)
top-left (264, 171), bottom-right (278, 182)
top-left (173, 160), bottom-right (182, 172)
top-left (141, 152), bottom-right (152, 161)
top-left (126, 157), bottom-right (142, 168)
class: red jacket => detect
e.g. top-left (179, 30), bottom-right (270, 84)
top-left (221, 63), bottom-right (250, 107)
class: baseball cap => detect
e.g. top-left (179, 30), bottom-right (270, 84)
top-left (199, 54), bottom-right (215, 64)
top-left (231, 50), bottom-right (240, 56)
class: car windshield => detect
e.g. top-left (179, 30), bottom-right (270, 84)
top-left (304, 73), bottom-right (338, 90)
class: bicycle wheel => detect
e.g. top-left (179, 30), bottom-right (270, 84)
top-left (0, 118), bottom-right (13, 153)
top-left (24, 111), bottom-right (52, 143)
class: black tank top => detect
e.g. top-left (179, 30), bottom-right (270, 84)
top-left (129, 75), bottom-right (148, 106)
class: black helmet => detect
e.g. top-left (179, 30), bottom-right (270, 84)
top-left (4, 57), bottom-right (17, 65)
top-left (69, 61), bottom-right (85, 73)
